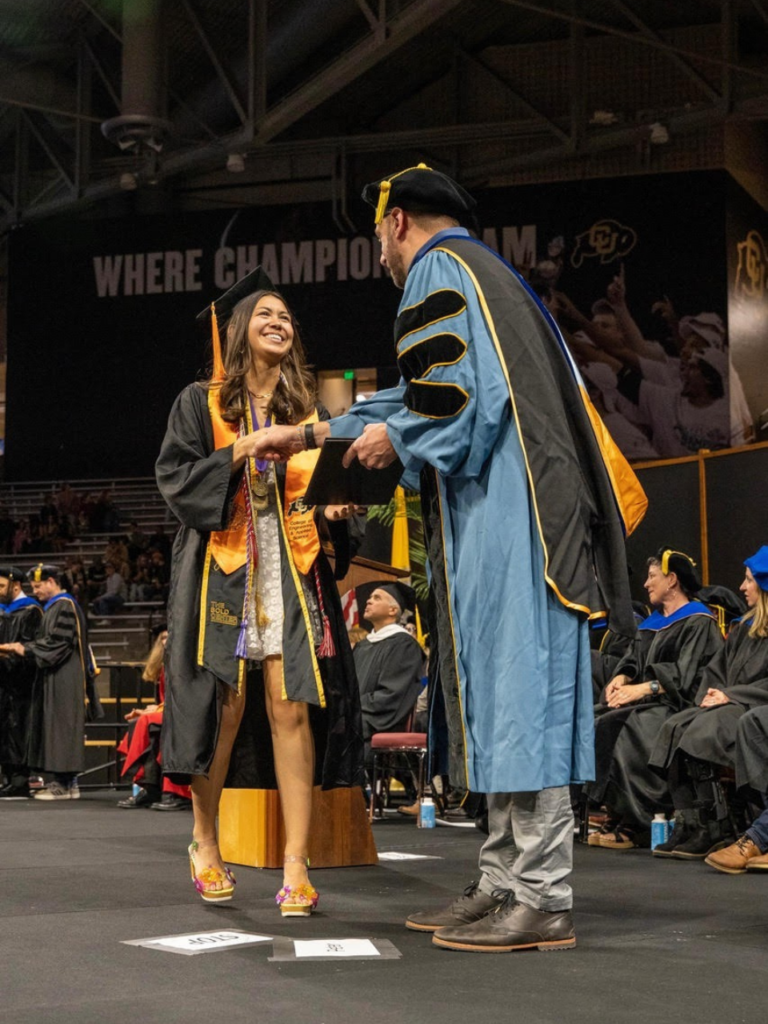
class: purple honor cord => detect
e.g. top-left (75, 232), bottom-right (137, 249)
top-left (248, 395), bottom-right (271, 473)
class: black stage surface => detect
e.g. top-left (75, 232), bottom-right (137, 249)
top-left (1, 792), bottom-right (765, 1024)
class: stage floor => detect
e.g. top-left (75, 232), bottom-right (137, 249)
top-left (1, 791), bottom-right (765, 1024)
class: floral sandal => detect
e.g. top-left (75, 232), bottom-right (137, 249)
top-left (188, 839), bottom-right (236, 902)
top-left (275, 854), bottom-right (319, 917)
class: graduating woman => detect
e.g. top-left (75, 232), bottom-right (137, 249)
top-left (156, 270), bottom-right (364, 911)
top-left (586, 548), bottom-right (722, 849)
top-left (649, 547), bottom-right (768, 859)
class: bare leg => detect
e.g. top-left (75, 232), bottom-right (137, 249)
top-left (263, 656), bottom-right (315, 893)
top-left (189, 682), bottom-right (246, 890)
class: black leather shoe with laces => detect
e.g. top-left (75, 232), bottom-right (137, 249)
top-left (432, 891), bottom-right (576, 953)
top-left (405, 881), bottom-right (506, 932)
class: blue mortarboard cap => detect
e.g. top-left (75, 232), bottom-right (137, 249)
top-left (744, 546), bottom-right (768, 591)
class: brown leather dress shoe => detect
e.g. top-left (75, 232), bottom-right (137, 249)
top-left (432, 897), bottom-right (575, 953)
top-left (405, 881), bottom-right (505, 932)
top-left (705, 835), bottom-right (761, 874)
top-left (746, 851), bottom-right (768, 871)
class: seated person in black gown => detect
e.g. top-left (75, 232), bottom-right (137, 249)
top-left (586, 548), bottom-right (722, 850)
top-left (648, 547), bottom-right (768, 859)
top-left (353, 582), bottom-right (424, 762)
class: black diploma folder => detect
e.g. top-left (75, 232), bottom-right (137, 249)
top-left (304, 438), bottom-right (403, 506)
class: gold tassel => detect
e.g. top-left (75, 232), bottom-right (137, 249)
top-left (211, 301), bottom-right (226, 382)
top-left (375, 180), bottom-right (391, 224)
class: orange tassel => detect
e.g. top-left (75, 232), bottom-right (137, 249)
top-left (211, 302), bottom-right (226, 382)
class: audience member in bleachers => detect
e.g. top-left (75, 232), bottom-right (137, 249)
top-left (128, 553), bottom-right (154, 603)
top-left (0, 564), bottom-right (101, 801)
top-left (61, 558), bottom-right (88, 607)
top-left (0, 567), bottom-right (43, 799)
top-left (103, 537), bottom-right (130, 578)
top-left (706, 697), bottom-right (768, 873)
top-left (147, 549), bottom-right (170, 604)
top-left (125, 520), bottom-right (148, 561)
top-left (586, 548), bottom-right (722, 849)
top-left (147, 524), bottom-right (172, 562)
top-left (116, 628), bottom-right (192, 811)
top-left (86, 555), bottom-right (107, 603)
top-left (12, 518), bottom-right (33, 555)
top-left (156, 275), bottom-right (364, 909)
top-left (91, 562), bottom-right (127, 620)
top-left (354, 583), bottom-right (424, 761)
top-left (647, 548), bottom-right (768, 859)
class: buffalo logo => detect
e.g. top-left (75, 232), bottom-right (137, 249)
top-left (571, 219), bottom-right (637, 268)
top-left (288, 496), bottom-right (314, 516)
top-left (735, 230), bottom-right (768, 300)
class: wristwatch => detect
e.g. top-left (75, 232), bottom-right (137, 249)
top-left (649, 680), bottom-right (660, 696)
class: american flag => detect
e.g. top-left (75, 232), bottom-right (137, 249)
top-left (340, 588), bottom-right (358, 629)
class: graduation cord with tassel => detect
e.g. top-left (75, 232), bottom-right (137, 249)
top-left (235, 436), bottom-right (269, 661)
top-left (312, 561), bottom-right (336, 658)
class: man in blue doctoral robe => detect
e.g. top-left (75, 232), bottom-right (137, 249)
top-left (262, 164), bottom-right (644, 952)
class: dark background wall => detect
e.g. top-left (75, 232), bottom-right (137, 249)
top-left (6, 169), bottom-right (728, 480)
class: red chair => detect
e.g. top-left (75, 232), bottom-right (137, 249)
top-left (368, 725), bottom-right (428, 823)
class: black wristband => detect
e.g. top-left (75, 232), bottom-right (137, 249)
top-left (304, 424), bottom-right (317, 450)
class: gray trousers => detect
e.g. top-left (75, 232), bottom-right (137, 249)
top-left (477, 786), bottom-right (574, 912)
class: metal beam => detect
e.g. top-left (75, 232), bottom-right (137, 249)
top-left (77, 0), bottom-right (122, 43)
top-left (0, 96), bottom-right (103, 123)
top-left (21, 111), bottom-right (74, 191)
top-left (458, 46), bottom-right (569, 142)
top-left (608, 0), bottom-right (721, 102)
top-left (355, 0), bottom-right (381, 34)
top-left (247, 0), bottom-right (267, 131)
top-left (748, 0), bottom-right (768, 30)
top-left (494, 0), bottom-right (768, 82)
top-left (461, 103), bottom-right (726, 182)
top-left (254, 0), bottom-right (466, 144)
top-left (78, 31), bottom-right (121, 110)
top-left (181, 0), bottom-right (247, 125)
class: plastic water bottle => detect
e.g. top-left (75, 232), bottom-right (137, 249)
top-left (650, 812), bottom-right (669, 850)
top-left (418, 797), bottom-right (436, 828)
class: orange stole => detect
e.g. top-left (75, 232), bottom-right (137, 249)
top-left (205, 387), bottom-right (323, 576)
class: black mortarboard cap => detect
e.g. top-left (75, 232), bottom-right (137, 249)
top-left (196, 266), bottom-right (276, 381)
top-left (657, 547), bottom-right (701, 595)
top-left (356, 580), bottom-right (416, 629)
top-left (362, 162), bottom-right (476, 226)
top-left (29, 563), bottom-right (62, 583)
top-left (0, 565), bottom-right (27, 582)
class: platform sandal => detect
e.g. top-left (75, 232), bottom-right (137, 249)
top-left (188, 839), bottom-right (236, 903)
top-left (275, 854), bottom-right (319, 917)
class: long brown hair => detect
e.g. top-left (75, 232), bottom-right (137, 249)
top-left (142, 631), bottom-right (167, 683)
top-left (213, 290), bottom-right (316, 425)
top-left (749, 588), bottom-right (768, 639)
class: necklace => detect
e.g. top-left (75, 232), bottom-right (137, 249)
top-left (249, 390), bottom-right (273, 399)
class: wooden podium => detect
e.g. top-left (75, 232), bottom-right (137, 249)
top-left (219, 786), bottom-right (379, 869)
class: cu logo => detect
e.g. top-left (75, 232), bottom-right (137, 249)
top-left (735, 230), bottom-right (768, 300)
top-left (571, 219), bottom-right (637, 268)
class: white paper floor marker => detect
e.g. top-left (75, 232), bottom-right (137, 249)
top-left (295, 939), bottom-right (379, 958)
top-left (122, 930), bottom-right (273, 956)
top-left (269, 937), bottom-right (401, 962)
top-left (377, 851), bottom-right (442, 861)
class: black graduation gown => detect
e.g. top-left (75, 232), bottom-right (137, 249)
top-left (587, 604), bottom-right (723, 827)
top-left (155, 382), bottom-right (365, 788)
top-left (649, 621), bottom-right (768, 772)
top-left (353, 630), bottom-right (424, 742)
top-left (734, 705), bottom-right (768, 793)
top-left (0, 599), bottom-right (43, 766)
top-left (25, 595), bottom-right (91, 774)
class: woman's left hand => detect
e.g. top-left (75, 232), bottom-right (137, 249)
top-left (700, 688), bottom-right (730, 709)
top-left (606, 683), bottom-right (646, 708)
top-left (324, 503), bottom-right (363, 521)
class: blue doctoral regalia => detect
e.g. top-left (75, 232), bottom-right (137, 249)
top-left (333, 229), bottom-right (638, 793)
